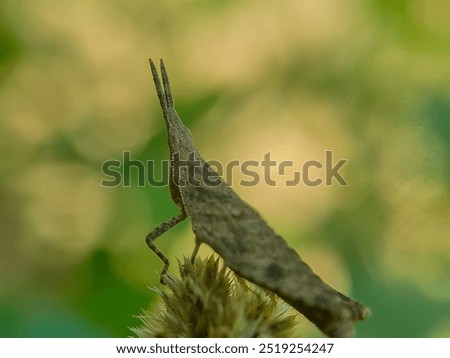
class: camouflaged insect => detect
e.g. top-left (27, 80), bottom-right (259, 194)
top-left (146, 59), bottom-right (370, 338)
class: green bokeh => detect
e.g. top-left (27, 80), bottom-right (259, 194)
top-left (0, 0), bottom-right (449, 337)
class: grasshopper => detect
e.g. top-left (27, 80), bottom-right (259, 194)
top-left (146, 59), bottom-right (370, 337)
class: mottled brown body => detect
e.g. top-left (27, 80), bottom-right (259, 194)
top-left (146, 59), bottom-right (370, 337)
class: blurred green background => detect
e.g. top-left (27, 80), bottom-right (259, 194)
top-left (0, 0), bottom-right (449, 337)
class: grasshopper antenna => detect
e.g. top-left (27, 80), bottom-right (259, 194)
top-left (149, 59), bottom-right (168, 115)
top-left (160, 59), bottom-right (174, 109)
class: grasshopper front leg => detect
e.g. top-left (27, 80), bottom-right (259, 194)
top-left (146, 212), bottom-right (187, 284)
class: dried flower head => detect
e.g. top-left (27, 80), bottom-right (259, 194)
top-left (132, 256), bottom-right (297, 337)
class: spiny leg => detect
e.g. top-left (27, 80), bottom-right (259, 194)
top-left (146, 212), bottom-right (187, 284)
